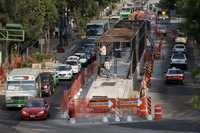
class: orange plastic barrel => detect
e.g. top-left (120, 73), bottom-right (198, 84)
top-left (154, 104), bottom-right (162, 120)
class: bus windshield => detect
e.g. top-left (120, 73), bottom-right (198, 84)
top-left (86, 25), bottom-right (104, 36)
top-left (7, 81), bottom-right (35, 90)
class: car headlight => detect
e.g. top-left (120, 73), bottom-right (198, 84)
top-left (22, 110), bottom-right (29, 115)
top-left (38, 110), bottom-right (45, 114)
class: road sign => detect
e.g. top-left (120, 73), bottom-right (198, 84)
top-left (89, 100), bottom-right (115, 109)
top-left (0, 24), bottom-right (24, 42)
top-left (117, 98), bottom-right (143, 108)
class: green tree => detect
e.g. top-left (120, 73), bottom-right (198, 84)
top-left (176, 0), bottom-right (200, 42)
top-left (15, 0), bottom-right (58, 50)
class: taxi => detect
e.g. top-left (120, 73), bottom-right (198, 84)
top-left (165, 67), bottom-right (184, 84)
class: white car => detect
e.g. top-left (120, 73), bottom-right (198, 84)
top-left (175, 36), bottom-right (187, 44)
top-left (74, 53), bottom-right (88, 65)
top-left (173, 44), bottom-right (186, 53)
top-left (65, 60), bottom-right (81, 74)
top-left (55, 64), bottom-right (73, 80)
top-left (67, 56), bottom-right (80, 62)
top-left (170, 53), bottom-right (187, 69)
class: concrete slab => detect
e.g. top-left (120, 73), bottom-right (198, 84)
top-left (86, 78), bottom-right (132, 99)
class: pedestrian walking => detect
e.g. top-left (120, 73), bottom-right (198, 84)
top-left (54, 26), bottom-right (59, 39)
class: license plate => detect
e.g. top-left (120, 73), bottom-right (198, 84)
top-left (30, 115), bottom-right (35, 118)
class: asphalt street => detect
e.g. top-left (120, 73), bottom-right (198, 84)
top-left (0, 9), bottom-right (200, 133)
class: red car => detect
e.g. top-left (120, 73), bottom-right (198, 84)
top-left (21, 98), bottom-right (50, 120)
top-left (165, 67), bottom-right (184, 84)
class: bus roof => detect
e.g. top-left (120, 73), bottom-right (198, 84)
top-left (8, 68), bottom-right (40, 78)
top-left (87, 20), bottom-right (109, 26)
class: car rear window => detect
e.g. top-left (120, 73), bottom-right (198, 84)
top-left (168, 69), bottom-right (182, 74)
top-left (175, 45), bottom-right (185, 48)
top-left (172, 54), bottom-right (185, 59)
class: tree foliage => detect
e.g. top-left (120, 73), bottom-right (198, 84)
top-left (176, 0), bottom-right (200, 42)
top-left (0, 0), bottom-right (120, 42)
top-left (160, 0), bottom-right (200, 42)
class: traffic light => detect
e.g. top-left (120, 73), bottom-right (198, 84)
top-left (157, 10), bottom-right (169, 16)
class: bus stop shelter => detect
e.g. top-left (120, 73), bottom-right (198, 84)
top-left (97, 28), bottom-right (136, 78)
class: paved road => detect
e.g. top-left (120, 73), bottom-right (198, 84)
top-left (1, 10), bottom-right (200, 133)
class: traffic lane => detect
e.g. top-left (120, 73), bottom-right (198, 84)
top-left (0, 79), bottom-right (72, 130)
top-left (0, 96), bottom-right (21, 126)
top-left (0, 123), bottom-right (20, 133)
top-left (114, 120), bottom-right (200, 133)
top-left (150, 34), bottom-right (200, 120)
top-left (13, 120), bottom-right (200, 133)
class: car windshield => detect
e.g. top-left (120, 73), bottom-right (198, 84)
top-left (172, 54), bottom-right (185, 59)
top-left (57, 65), bottom-right (71, 71)
top-left (86, 25), bottom-right (104, 36)
top-left (25, 100), bottom-right (44, 108)
top-left (41, 75), bottom-right (50, 81)
top-left (121, 8), bottom-right (131, 12)
top-left (68, 57), bottom-right (78, 60)
top-left (7, 81), bottom-right (36, 90)
top-left (66, 61), bottom-right (77, 65)
top-left (168, 69), bottom-right (182, 74)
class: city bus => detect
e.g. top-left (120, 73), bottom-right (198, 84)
top-left (5, 68), bottom-right (41, 108)
top-left (120, 6), bottom-right (134, 20)
top-left (86, 20), bottom-right (110, 40)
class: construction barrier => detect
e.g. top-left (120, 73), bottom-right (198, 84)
top-left (147, 97), bottom-right (152, 115)
top-left (154, 40), bottom-right (162, 59)
top-left (63, 96), bottom-right (151, 122)
top-left (154, 104), bottom-right (162, 120)
top-left (61, 61), bottom-right (97, 113)
top-left (137, 97), bottom-right (152, 118)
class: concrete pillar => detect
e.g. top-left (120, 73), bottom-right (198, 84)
top-left (135, 31), bottom-right (141, 80)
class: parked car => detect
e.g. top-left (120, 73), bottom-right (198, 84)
top-left (165, 67), bottom-right (184, 84)
top-left (74, 52), bottom-right (88, 65)
top-left (21, 98), bottom-right (50, 120)
top-left (55, 64), bottom-right (73, 80)
top-left (39, 72), bottom-right (55, 96)
top-left (65, 60), bottom-right (81, 74)
top-left (170, 52), bottom-right (187, 69)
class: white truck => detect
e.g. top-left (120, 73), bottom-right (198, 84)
top-left (5, 68), bottom-right (41, 108)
